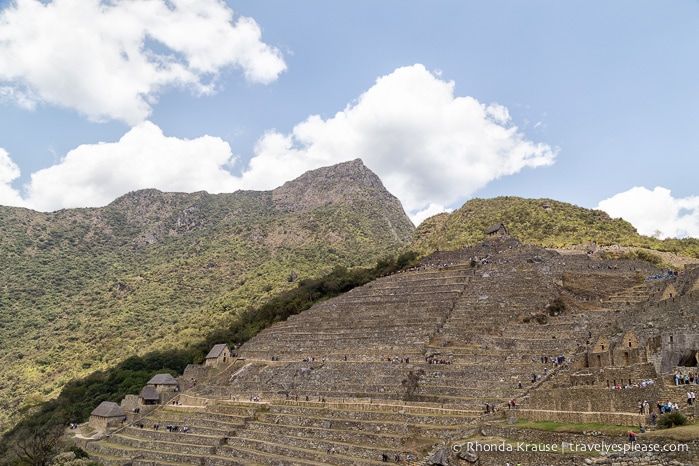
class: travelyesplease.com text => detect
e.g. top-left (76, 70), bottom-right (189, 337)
top-left (452, 441), bottom-right (689, 455)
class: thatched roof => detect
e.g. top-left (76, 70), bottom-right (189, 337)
top-left (140, 385), bottom-right (160, 401)
top-left (486, 223), bottom-right (508, 235)
top-left (91, 401), bottom-right (124, 418)
top-left (147, 373), bottom-right (178, 385)
top-left (206, 343), bottom-right (230, 359)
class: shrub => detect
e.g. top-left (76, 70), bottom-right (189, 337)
top-left (656, 410), bottom-right (688, 429)
top-left (547, 297), bottom-right (566, 316)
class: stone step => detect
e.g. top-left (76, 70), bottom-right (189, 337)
top-left (118, 426), bottom-right (226, 446)
top-left (234, 427), bottom-right (413, 463)
top-left (219, 436), bottom-right (398, 465)
top-left (85, 439), bottom-right (206, 465)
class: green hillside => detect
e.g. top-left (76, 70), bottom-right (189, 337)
top-left (412, 196), bottom-right (699, 259)
top-left (0, 160), bottom-right (414, 434)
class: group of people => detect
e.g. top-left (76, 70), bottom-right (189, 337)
top-left (674, 371), bottom-right (699, 385)
top-left (381, 452), bottom-right (412, 462)
top-left (425, 357), bottom-right (450, 364)
top-left (152, 424), bottom-right (189, 433)
top-left (612, 379), bottom-right (654, 390)
top-left (387, 355), bottom-right (411, 363)
top-left (646, 270), bottom-right (680, 281)
top-left (657, 400), bottom-right (680, 414)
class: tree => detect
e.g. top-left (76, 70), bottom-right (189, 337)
top-left (401, 369), bottom-right (425, 401)
top-left (11, 423), bottom-right (65, 466)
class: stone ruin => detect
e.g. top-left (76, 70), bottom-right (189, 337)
top-left (73, 236), bottom-right (699, 465)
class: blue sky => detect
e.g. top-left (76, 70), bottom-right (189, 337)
top-left (1, 1), bottom-right (698, 238)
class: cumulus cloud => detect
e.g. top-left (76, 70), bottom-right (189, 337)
top-left (0, 0), bottom-right (286, 124)
top-left (597, 187), bottom-right (699, 239)
top-left (0, 148), bottom-right (29, 208)
top-left (24, 121), bottom-right (240, 211)
top-left (9, 64), bottom-right (557, 222)
top-left (411, 203), bottom-right (453, 227)
top-left (239, 64), bottom-right (557, 222)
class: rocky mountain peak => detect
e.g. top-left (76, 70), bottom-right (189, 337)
top-left (271, 158), bottom-right (393, 212)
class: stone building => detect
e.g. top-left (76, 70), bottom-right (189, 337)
top-left (613, 331), bottom-right (642, 366)
top-left (204, 343), bottom-right (232, 368)
top-left (587, 336), bottom-right (611, 368)
top-left (89, 401), bottom-right (124, 431)
top-left (486, 223), bottom-right (508, 237)
top-left (147, 373), bottom-right (179, 393)
top-left (139, 385), bottom-right (160, 405)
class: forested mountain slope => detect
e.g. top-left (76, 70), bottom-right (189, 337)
top-left (0, 159), bottom-right (414, 433)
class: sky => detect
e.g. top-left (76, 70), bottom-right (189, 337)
top-left (1, 1), bottom-right (698, 239)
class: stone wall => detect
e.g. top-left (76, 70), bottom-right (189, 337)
top-left (570, 363), bottom-right (660, 388)
top-left (528, 385), bottom-right (664, 418)
top-left (515, 408), bottom-right (645, 426)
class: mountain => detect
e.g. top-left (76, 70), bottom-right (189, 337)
top-left (412, 196), bottom-right (699, 261)
top-left (4, 171), bottom-right (699, 439)
top-left (0, 159), bottom-right (414, 433)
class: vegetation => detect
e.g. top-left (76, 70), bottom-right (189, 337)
top-left (0, 172), bottom-right (415, 436)
top-left (401, 369), bottom-right (425, 401)
top-left (656, 411), bottom-right (689, 429)
top-left (0, 251), bottom-right (420, 460)
top-left (642, 422), bottom-right (699, 441)
top-left (514, 419), bottom-right (636, 436)
top-left (413, 196), bottom-right (699, 258)
top-left (547, 297), bottom-right (566, 316)
top-left (614, 249), bottom-right (663, 265)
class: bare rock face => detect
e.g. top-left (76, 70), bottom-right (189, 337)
top-left (272, 158), bottom-right (396, 211)
top-left (107, 158), bottom-right (414, 248)
top-left (429, 445), bottom-right (454, 465)
top-left (271, 158), bottom-right (414, 243)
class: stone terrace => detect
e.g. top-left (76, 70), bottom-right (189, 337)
top-left (84, 237), bottom-right (676, 465)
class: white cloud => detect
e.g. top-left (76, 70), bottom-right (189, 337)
top-left (597, 187), bottom-right (699, 239)
top-left (411, 203), bottom-right (453, 226)
top-left (24, 121), bottom-right (240, 211)
top-left (0, 0), bottom-right (286, 125)
top-left (9, 64), bottom-right (557, 223)
top-left (0, 148), bottom-right (29, 208)
top-left (239, 64), bottom-right (557, 223)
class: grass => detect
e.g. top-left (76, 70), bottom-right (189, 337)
top-left (513, 419), bottom-right (637, 436)
top-left (641, 422), bottom-right (699, 441)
